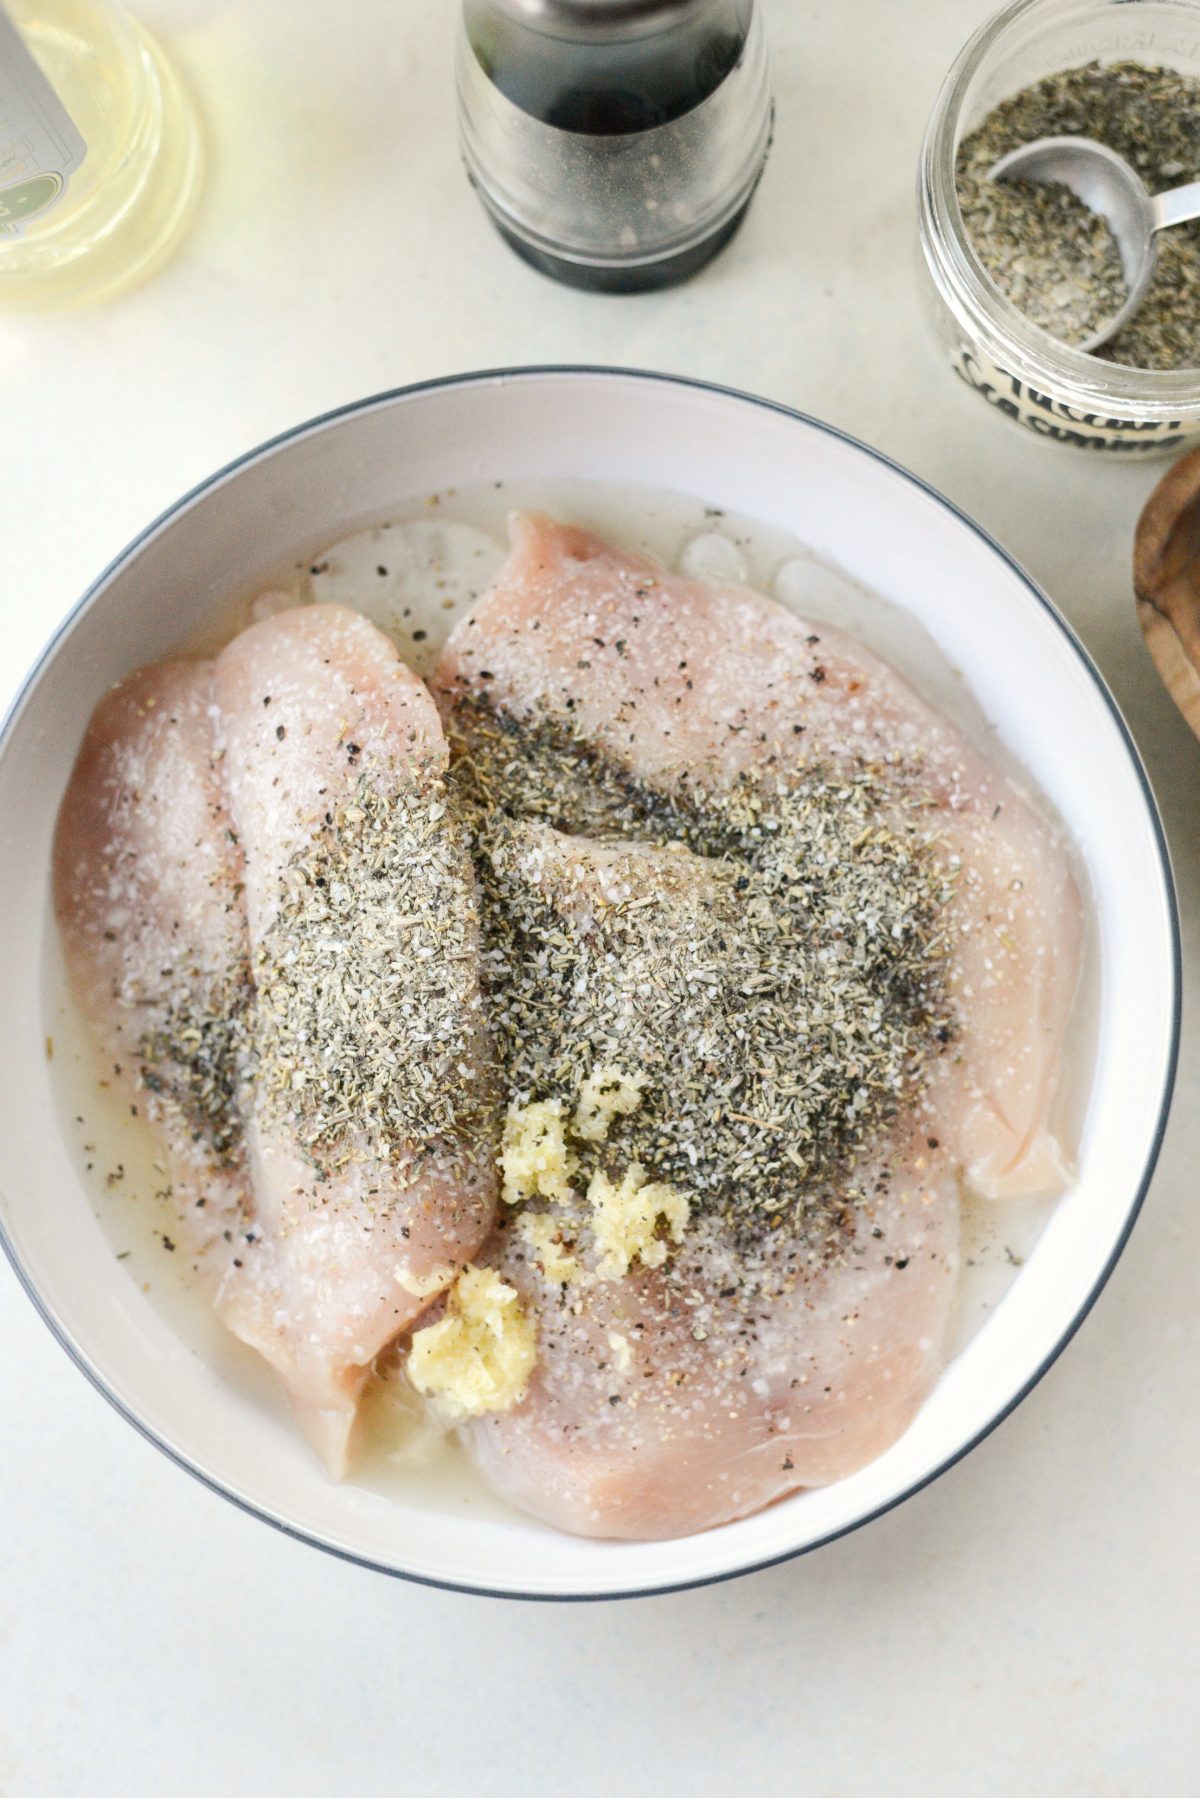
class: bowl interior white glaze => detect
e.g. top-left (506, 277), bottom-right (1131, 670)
top-left (0, 370), bottom-right (1177, 1599)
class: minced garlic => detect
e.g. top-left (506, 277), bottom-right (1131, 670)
top-left (519, 1212), bottom-right (582, 1285)
top-left (573, 1064), bottom-right (647, 1143)
top-left (588, 1163), bottom-right (691, 1281)
top-left (407, 1266), bottom-right (537, 1418)
top-left (500, 1099), bottom-right (575, 1204)
top-left (395, 1263), bottom-right (457, 1300)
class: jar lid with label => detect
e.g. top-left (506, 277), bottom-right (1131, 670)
top-left (457, 0), bottom-right (773, 291)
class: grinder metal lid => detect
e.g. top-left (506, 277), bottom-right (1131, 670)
top-left (488, 0), bottom-right (713, 39)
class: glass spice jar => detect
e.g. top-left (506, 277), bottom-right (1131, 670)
top-left (918, 0), bottom-right (1200, 457)
top-left (457, 0), bottom-right (773, 292)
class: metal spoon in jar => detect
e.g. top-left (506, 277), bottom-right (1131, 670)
top-left (988, 134), bottom-right (1200, 353)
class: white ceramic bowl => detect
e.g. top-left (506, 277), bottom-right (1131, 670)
top-left (0, 369), bottom-right (1178, 1600)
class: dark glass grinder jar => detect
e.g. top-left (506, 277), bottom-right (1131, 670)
top-left (457, 0), bottom-right (772, 292)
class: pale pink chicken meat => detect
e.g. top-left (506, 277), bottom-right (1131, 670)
top-left (211, 605), bottom-right (495, 1468)
top-left (54, 660), bottom-right (253, 1284)
top-left (55, 513), bottom-right (1082, 1539)
top-left (435, 513), bottom-right (1082, 1202)
top-left (56, 606), bottom-right (496, 1473)
top-left (477, 1135), bottom-right (958, 1540)
top-left (462, 820), bottom-right (960, 1538)
top-left (429, 513), bottom-right (1081, 1538)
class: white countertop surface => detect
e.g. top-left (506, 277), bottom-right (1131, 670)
top-left (3, 1), bottom-right (1198, 1792)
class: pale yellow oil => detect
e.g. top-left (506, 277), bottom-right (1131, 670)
top-left (0, 0), bottom-right (201, 309)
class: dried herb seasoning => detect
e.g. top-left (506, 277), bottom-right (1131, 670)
top-left (135, 764), bottom-right (490, 1186)
top-left (252, 772), bottom-right (490, 1176)
top-left (451, 698), bottom-right (957, 1247)
top-left (957, 61), bottom-right (1200, 368)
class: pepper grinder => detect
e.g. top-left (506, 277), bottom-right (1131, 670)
top-left (457, 0), bottom-right (772, 293)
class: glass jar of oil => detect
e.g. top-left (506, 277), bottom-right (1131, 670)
top-left (0, 0), bottom-right (200, 310)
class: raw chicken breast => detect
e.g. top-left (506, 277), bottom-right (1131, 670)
top-left (56, 607), bottom-right (496, 1474)
top-left (435, 513), bottom-right (1082, 1202)
top-left (458, 816), bottom-right (959, 1538)
top-left (427, 513), bottom-right (1080, 1538)
top-left (474, 1130), bottom-right (958, 1540)
top-left (211, 606), bottom-right (496, 1467)
top-left (54, 660), bottom-right (252, 1281)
